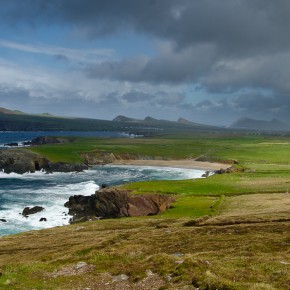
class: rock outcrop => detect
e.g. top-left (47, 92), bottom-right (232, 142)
top-left (65, 188), bottom-right (175, 223)
top-left (128, 194), bottom-right (174, 216)
top-left (22, 206), bottom-right (44, 216)
top-left (45, 162), bottom-right (88, 173)
top-left (0, 149), bottom-right (88, 174)
top-left (81, 151), bottom-right (116, 165)
top-left (215, 166), bottom-right (244, 174)
top-left (31, 136), bottom-right (72, 145)
top-left (0, 149), bottom-right (49, 174)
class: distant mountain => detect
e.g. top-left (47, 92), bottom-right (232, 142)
top-left (0, 106), bottom-right (224, 134)
top-left (112, 114), bottom-right (220, 129)
top-left (112, 115), bottom-right (140, 122)
top-left (230, 117), bottom-right (290, 131)
top-left (144, 116), bottom-right (159, 122)
top-left (177, 117), bottom-right (192, 125)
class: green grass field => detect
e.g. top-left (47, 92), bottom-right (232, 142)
top-left (28, 133), bottom-right (290, 220)
top-left (2, 132), bottom-right (290, 289)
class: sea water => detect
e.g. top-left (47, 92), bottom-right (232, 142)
top-left (0, 165), bottom-right (206, 236)
top-left (0, 130), bottom-right (141, 148)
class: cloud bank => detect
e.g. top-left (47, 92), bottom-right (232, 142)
top-left (0, 0), bottom-right (290, 125)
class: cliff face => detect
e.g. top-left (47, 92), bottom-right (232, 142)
top-left (0, 149), bottom-right (88, 174)
top-left (0, 150), bottom-right (49, 174)
top-left (81, 150), bottom-right (163, 166)
top-left (81, 151), bottom-right (116, 165)
top-left (64, 188), bottom-right (175, 223)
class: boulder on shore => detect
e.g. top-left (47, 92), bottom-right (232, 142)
top-left (65, 188), bottom-right (175, 223)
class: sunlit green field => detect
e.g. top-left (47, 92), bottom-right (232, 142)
top-left (2, 132), bottom-right (290, 289)
top-left (29, 133), bottom-right (290, 165)
top-left (29, 133), bottom-right (290, 199)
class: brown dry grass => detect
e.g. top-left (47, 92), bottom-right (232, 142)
top-left (205, 193), bottom-right (290, 224)
top-left (1, 214), bottom-right (290, 289)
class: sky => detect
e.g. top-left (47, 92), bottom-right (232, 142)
top-left (0, 0), bottom-right (290, 126)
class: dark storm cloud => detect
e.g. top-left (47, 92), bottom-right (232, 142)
top-left (41, 0), bottom-right (290, 100)
top-left (3, 0), bottom-right (290, 121)
top-left (188, 92), bottom-right (290, 124)
top-left (3, 0), bottom-right (290, 54)
top-left (86, 43), bottom-right (218, 84)
top-left (233, 93), bottom-right (290, 114)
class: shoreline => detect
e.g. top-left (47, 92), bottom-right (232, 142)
top-left (111, 159), bottom-right (231, 171)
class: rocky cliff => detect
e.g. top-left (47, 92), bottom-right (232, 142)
top-left (0, 149), bottom-right (88, 174)
top-left (31, 136), bottom-right (72, 145)
top-left (65, 188), bottom-right (175, 223)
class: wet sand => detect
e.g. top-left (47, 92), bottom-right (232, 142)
top-left (111, 159), bottom-right (231, 170)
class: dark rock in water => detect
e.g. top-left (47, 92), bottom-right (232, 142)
top-left (39, 217), bottom-right (47, 222)
top-left (45, 162), bottom-right (88, 173)
top-left (65, 188), bottom-right (175, 223)
top-left (31, 136), bottom-right (72, 145)
top-left (101, 183), bottom-right (109, 189)
top-left (4, 142), bottom-right (19, 147)
top-left (0, 218), bottom-right (7, 222)
top-left (22, 206), bottom-right (44, 216)
top-left (202, 171), bottom-right (211, 178)
top-left (23, 141), bottom-right (32, 146)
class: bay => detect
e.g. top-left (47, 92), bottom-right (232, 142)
top-left (0, 165), bottom-right (205, 236)
top-left (0, 130), bottom-right (140, 148)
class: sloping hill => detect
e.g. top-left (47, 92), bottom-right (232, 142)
top-left (177, 117), bottom-right (193, 125)
top-left (112, 115), bottom-right (140, 122)
top-left (0, 107), bottom-right (25, 115)
top-left (230, 117), bottom-right (290, 132)
top-left (0, 107), bottom-right (223, 134)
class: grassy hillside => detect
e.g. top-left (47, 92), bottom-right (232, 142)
top-left (0, 111), bottom-right (221, 134)
top-left (1, 132), bottom-right (290, 288)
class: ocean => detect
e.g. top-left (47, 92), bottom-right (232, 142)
top-left (0, 131), bottom-right (205, 236)
top-left (0, 130), bottom-right (140, 148)
top-left (0, 165), bottom-right (205, 236)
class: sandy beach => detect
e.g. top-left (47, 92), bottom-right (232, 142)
top-left (111, 159), bottom-right (231, 171)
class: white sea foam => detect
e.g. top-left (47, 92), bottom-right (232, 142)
top-left (106, 165), bottom-right (206, 180)
top-left (0, 177), bottom-right (99, 235)
top-left (0, 169), bottom-right (94, 179)
top-left (0, 165), bottom-right (207, 236)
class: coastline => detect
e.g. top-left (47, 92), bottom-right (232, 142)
top-left (111, 159), bottom-right (231, 171)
